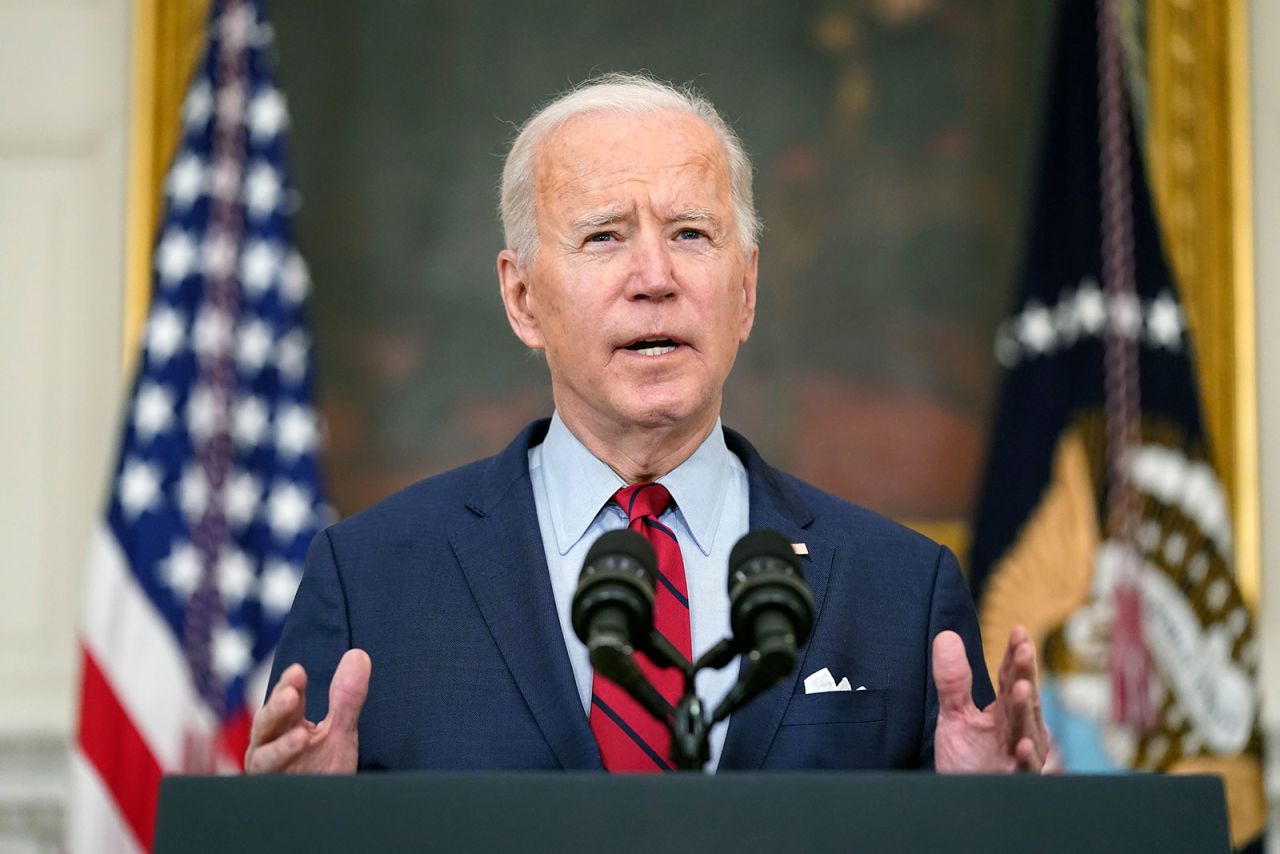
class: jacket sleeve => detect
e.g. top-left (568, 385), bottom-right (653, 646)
top-left (265, 527), bottom-right (352, 722)
top-left (916, 544), bottom-right (995, 769)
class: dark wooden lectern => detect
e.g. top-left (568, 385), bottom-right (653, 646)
top-left (155, 771), bottom-right (1229, 853)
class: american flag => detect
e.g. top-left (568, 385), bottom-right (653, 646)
top-left (69, 1), bottom-right (326, 849)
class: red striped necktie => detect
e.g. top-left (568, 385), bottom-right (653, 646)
top-left (588, 482), bottom-right (693, 772)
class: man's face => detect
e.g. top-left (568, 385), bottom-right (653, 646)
top-left (498, 110), bottom-right (758, 441)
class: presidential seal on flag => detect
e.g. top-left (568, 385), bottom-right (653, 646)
top-left (969, 0), bottom-right (1265, 849)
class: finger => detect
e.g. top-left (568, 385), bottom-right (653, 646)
top-left (250, 664), bottom-right (308, 747)
top-left (1009, 632), bottom-right (1037, 685)
top-left (1006, 640), bottom-right (1040, 725)
top-left (1014, 736), bottom-right (1042, 773)
top-left (931, 630), bottom-right (975, 716)
top-left (1006, 677), bottom-right (1031, 738)
top-left (278, 661), bottom-right (308, 692)
top-left (1005, 677), bottom-right (1045, 763)
top-left (996, 625), bottom-right (1028, 695)
top-left (1010, 641), bottom-right (1050, 748)
top-left (325, 648), bottom-right (372, 734)
top-left (245, 725), bottom-right (311, 774)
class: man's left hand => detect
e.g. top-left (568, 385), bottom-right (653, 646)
top-left (932, 625), bottom-right (1050, 773)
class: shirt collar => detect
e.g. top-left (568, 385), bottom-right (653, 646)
top-left (655, 421), bottom-right (735, 557)
top-left (538, 412), bottom-right (737, 557)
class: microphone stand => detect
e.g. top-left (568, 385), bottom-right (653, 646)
top-left (641, 634), bottom-right (749, 771)
top-left (582, 530), bottom-right (811, 771)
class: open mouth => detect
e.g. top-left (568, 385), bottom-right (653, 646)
top-left (622, 337), bottom-right (681, 357)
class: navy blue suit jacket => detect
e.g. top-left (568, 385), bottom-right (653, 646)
top-left (269, 420), bottom-right (994, 771)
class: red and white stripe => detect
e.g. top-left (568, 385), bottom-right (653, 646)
top-left (69, 525), bottom-right (265, 852)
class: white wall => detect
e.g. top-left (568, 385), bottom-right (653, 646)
top-left (1252, 0), bottom-right (1280, 844)
top-left (0, 0), bottom-right (129, 849)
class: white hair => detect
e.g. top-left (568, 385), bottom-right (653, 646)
top-left (499, 72), bottom-right (761, 263)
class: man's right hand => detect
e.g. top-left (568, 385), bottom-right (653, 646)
top-left (245, 648), bottom-right (371, 774)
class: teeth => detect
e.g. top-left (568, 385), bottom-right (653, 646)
top-left (636, 345), bottom-right (677, 357)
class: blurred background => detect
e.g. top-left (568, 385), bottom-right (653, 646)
top-left (274, 0), bottom-right (1051, 521)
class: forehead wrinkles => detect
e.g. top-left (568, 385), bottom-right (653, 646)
top-left (546, 159), bottom-right (723, 213)
top-left (533, 114), bottom-right (732, 220)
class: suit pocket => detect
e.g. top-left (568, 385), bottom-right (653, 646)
top-left (779, 688), bottom-right (887, 726)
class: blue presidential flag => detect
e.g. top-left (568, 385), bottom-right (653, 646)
top-left (968, 1), bottom-right (1264, 850)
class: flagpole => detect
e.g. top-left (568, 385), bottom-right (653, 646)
top-left (124, 0), bottom-right (158, 377)
top-left (124, 0), bottom-right (213, 377)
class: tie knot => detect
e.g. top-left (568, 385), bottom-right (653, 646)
top-left (613, 482), bottom-right (673, 522)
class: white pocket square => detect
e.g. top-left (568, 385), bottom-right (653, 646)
top-left (803, 667), bottom-right (865, 694)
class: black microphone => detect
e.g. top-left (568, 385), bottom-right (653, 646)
top-left (713, 530), bottom-right (814, 722)
top-left (571, 530), bottom-right (672, 720)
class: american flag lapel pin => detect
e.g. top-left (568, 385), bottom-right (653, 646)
top-left (791, 543), bottom-right (808, 556)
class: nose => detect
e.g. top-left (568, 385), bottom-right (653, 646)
top-left (623, 231), bottom-right (677, 302)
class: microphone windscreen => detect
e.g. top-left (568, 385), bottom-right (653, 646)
top-left (584, 528), bottom-right (657, 575)
top-left (728, 529), bottom-right (798, 576)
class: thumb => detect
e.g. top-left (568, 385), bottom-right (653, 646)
top-left (325, 648), bottom-right (371, 734)
top-left (932, 630), bottom-right (975, 716)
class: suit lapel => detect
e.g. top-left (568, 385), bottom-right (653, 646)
top-left (717, 429), bottom-right (834, 771)
top-left (448, 421), bottom-right (600, 770)
top-left (444, 422), bottom-right (831, 772)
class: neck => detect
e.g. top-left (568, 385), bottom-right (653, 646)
top-left (556, 406), bottom-right (719, 484)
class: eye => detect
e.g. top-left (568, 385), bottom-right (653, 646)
top-left (675, 228), bottom-right (706, 240)
top-left (586, 232), bottom-right (616, 243)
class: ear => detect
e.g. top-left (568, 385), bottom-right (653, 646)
top-left (737, 244), bottom-right (759, 342)
top-left (497, 249), bottom-right (545, 350)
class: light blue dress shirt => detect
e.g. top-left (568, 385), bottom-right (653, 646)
top-left (528, 412), bottom-right (750, 771)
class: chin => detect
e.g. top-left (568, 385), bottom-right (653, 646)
top-left (617, 388), bottom-right (714, 432)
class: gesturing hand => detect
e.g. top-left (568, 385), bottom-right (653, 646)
top-left (245, 648), bottom-right (371, 774)
top-left (932, 625), bottom-right (1049, 773)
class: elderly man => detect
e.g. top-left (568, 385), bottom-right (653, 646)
top-left (247, 73), bottom-right (1048, 775)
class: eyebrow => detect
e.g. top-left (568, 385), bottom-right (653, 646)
top-left (669, 209), bottom-right (717, 225)
top-left (569, 208), bottom-right (722, 231)
top-left (572, 210), bottom-right (627, 231)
